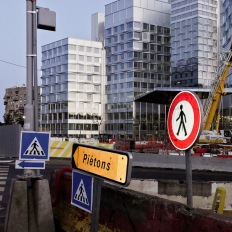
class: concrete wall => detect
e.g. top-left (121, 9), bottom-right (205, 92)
top-left (127, 180), bottom-right (232, 210)
top-left (132, 153), bottom-right (232, 172)
top-left (50, 171), bottom-right (232, 232)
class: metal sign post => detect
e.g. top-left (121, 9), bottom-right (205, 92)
top-left (167, 91), bottom-right (203, 208)
top-left (71, 143), bottom-right (133, 230)
top-left (90, 177), bottom-right (103, 232)
top-left (185, 149), bottom-right (192, 207)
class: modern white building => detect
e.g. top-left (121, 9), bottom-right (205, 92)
top-left (40, 38), bottom-right (105, 139)
top-left (171, 0), bottom-right (219, 87)
top-left (104, 0), bottom-right (171, 139)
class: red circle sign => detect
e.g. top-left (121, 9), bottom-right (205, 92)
top-left (167, 91), bottom-right (203, 150)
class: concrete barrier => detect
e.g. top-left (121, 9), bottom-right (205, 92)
top-left (50, 170), bottom-right (232, 232)
top-left (132, 153), bottom-right (232, 172)
top-left (49, 140), bottom-right (114, 158)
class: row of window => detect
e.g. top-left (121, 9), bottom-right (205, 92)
top-left (171, 17), bottom-right (217, 29)
top-left (173, 31), bottom-right (217, 43)
top-left (41, 92), bottom-right (100, 104)
top-left (172, 0), bottom-right (217, 8)
top-left (173, 44), bottom-right (217, 54)
top-left (105, 78), bottom-right (170, 92)
top-left (107, 72), bottom-right (170, 82)
top-left (172, 3), bottom-right (216, 14)
top-left (42, 83), bottom-right (100, 94)
top-left (105, 32), bottom-right (170, 45)
top-left (106, 51), bottom-right (170, 65)
top-left (42, 113), bottom-right (101, 121)
top-left (42, 64), bottom-right (100, 76)
top-left (42, 45), bottom-right (101, 60)
top-left (172, 38), bottom-right (217, 48)
top-left (105, 22), bottom-right (170, 36)
top-left (172, 49), bottom-right (217, 61)
top-left (106, 111), bottom-right (133, 120)
top-left (106, 61), bottom-right (170, 74)
top-left (172, 10), bottom-right (217, 21)
top-left (106, 42), bottom-right (170, 56)
top-left (41, 123), bottom-right (99, 131)
top-left (42, 74), bottom-right (101, 85)
top-left (172, 24), bottom-right (216, 35)
top-left (42, 55), bottom-right (101, 66)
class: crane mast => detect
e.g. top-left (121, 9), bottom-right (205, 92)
top-left (203, 44), bottom-right (232, 131)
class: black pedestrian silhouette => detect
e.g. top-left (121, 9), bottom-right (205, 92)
top-left (176, 104), bottom-right (187, 136)
top-left (30, 140), bottom-right (40, 154)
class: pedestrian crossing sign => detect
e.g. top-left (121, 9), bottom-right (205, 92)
top-left (71, 170), bottom-right (93, 213)
top-left (20, 131), bottom-right (50, 161)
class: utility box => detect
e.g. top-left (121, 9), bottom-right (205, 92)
top-left (37, 7), bottom-right (56, 31)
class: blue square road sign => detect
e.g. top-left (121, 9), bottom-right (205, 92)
top-left (71, 170), bottom-right (93, 213)
top-left (20, 131), bottom-right (50, 161)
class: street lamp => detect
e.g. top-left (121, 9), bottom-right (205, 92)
top-left (92, 113), bottom-right (102, 141)
top-left (25, 2), bottom-right (56, 132)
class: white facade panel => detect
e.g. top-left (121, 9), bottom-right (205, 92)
top-left (118, 0), bottom-right (125, 11)
top-left (133, 8), bottom-right (143, 21)
top-left (134, 0), bottom-right (141, 7)
top-left (125, 0), bottom-right (133, 9)
top-left (147, 0), bottom-right (155, 9)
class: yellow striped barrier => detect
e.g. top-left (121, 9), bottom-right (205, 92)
top-left (49, 140), bottom-right (114, 158)
top-left (211, 187), bottom-right (226, 214)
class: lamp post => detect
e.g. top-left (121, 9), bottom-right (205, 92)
top-left (92, 113), bottom-right (102, 141)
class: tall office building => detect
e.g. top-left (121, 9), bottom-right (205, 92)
top-left (221, 0), bottom-right (232, 50)
top-left (40, 38), bottom-right (105, 139)
top-left (171, 0), bottom-right (219, 87)
top-left (221, 0), bottom-right (232, 86)
top-left (220, 0), bottom-right (232, 129)
top-left (104, 0), bottom-right (171, 139)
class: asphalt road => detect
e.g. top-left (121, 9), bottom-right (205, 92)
top-left (1, 157), bottom-right (232, 230)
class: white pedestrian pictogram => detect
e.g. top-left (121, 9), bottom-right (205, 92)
top-left (24, 137), bottom-right (45, 156)
top-left (74, 179), bottom-right (89, 205)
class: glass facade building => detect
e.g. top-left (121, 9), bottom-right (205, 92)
top-left (221, 0), bottom-right (232, 87)
top-left (220, 0), bottom-right (232, 130)
top-left (104, 0), bottom-right (171, 139)
top-left (40, 38), bottom-right (105, 139)
top-left (171, 0), bottom-right (218, 87)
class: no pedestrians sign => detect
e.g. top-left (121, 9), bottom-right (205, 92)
top-left (167, 91), bottom-right (203, 150)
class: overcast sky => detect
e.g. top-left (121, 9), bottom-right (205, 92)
top-left (0, 0), bottom-right (112, 122)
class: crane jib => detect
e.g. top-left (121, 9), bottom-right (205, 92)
top-left (203, 43), bottom-right (232, 131)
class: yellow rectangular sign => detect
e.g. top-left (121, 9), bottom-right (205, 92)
top-left (72, 144), bottom-right (132, 186)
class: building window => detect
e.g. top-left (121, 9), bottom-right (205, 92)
top-left (127, 22), bottom-right (133, 30)
top-left (143, 23), bottom-right (149, 31)
top-left (94, 66), bottom-right (99, 72)
top-left (94, 48), bottom-right (100, 53)
top-left (79, 46), bottom-right (84, 52)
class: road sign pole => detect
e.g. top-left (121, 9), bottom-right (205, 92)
top-left (185, 149), bottom-right (193, 208)
top-left (168, 91), bottom-right (203, 210)
top-left (90, 177), bottom-right (103, 232)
